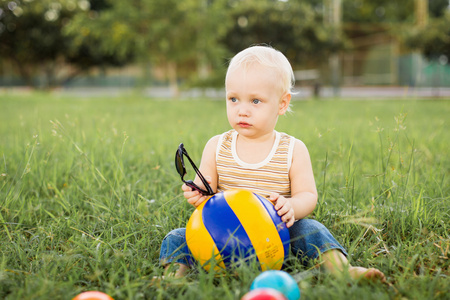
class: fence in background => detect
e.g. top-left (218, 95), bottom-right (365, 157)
top-left (1, 50), bottom-right (449, 89)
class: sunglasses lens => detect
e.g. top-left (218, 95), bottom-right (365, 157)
top-left (175, 150), bottom-right (185, 176)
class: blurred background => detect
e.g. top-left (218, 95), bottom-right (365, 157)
top-left (0, 0), bottom-right (449, 98)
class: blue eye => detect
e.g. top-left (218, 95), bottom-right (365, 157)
top-left (252, 99), bottom-right (261, 104)
top-left (230, 97), bottom-right (238, 102)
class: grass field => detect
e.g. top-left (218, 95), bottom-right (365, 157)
top-left (0, 93), bottom-right (449, 299)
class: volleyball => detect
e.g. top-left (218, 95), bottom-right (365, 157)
top-left (186, 189), bottom-right (290, 271)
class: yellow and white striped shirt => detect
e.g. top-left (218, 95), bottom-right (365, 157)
top-left (216, 130), bottom-right (295, 199)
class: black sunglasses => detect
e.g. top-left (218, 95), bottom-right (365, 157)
top-left (175, 143), bottom-right (214, 196)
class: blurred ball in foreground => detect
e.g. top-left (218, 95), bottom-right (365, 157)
top-left (72, 291), bottom-right (114, 300)
top-left (241, 288), bottom-right (287, 300)
top-left (250, 270), bottom-right (300, 300)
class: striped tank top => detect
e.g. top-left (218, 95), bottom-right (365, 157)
top-left (216, 130), bottom-right (295, 199)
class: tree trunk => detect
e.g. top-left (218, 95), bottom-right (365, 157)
top-left (167, 61), bottom-right (179, 98)
top-left (12, 56), bottom-right (34, 87)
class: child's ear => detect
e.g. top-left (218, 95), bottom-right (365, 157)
top-left (278, 93), bottom-right (291, 115)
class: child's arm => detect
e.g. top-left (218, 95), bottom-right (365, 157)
top-left (182, 135), bottom-right (220, 207)
top-left (272, 139), bottom-right (318, 227)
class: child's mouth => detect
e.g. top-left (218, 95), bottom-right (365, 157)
top-left (238, 122), bottom-right (251, 128)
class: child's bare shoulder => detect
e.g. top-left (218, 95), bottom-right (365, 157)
top-left (202, 135), bottom-right (222, 156)
top-left (292, 137), bottom-right (308, 150)
top-left (291, 137), bottom-right (311, 159)
top-left (206, 134), bottom-right (221, 147)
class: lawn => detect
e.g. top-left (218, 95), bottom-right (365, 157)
top-left (0, 93), bottom-right (449, 299)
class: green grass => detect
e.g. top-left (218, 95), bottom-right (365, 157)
top-left (0, 93), bottom-right (449, 299)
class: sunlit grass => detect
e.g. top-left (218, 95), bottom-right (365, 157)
top-left (0, 94), bottom-right (449, 299)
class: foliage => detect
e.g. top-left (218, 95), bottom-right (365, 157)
top-left (0, 94), bottom-right (449, 299)
top-left (223, 0), bottom-right (347, 68)
top-left (342, 0), bottom-right (450, 23)
top-left (64, 0), bottom-right (232, 90)
top-left (342, 0), bottom-right (415, 23)
top-left (402, 12), bottom-right (450, 61)
top-left (0, 0), bottom-right (77, 87)
top-left (63, 0), bottom-right (134, 72)
top-left (0, 0), bottom-right (133, 88)
top-left (1, 0), bottom-right (450, 89)
top-left (429, 0), bottom-right (450, 18)
top-left (63, 0), bottom-right (141, 66)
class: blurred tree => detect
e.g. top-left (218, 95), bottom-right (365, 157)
top-left (223, 0), bottom-right (346, 68)
top-left (343, 0), bottom-right (449, 23)
top-left (0, 0), bottom-right (74, 87)
top-left (429, 0), bottom-right (450, 17)
top-left (65, 0), bottom-right (231, 94)
top-left (0, 0), bottom-right (133, 88)
top-left (143, 0), bottom-right (232, 92)
top-left (63, 0), bottom-right (135, 84)
top-left (342, 0), bottom-right (415, 23)
top-left (64, 0), bottom-right (138, 67)
top-left (404, 11), bottom-right (450, 60)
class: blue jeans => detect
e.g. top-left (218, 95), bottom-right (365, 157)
top-left (159, 219), bottom-right (347, 267)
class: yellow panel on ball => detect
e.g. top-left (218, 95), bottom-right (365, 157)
top-left (186, 200), bottom-right (225, 271)
top-left (224, 190), bottom-right (286, 271)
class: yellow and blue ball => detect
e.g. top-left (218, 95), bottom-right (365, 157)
top-left (186, 189), bottom-right (290, 271)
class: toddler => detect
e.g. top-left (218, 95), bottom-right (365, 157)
top-left (159, 45), bottom-right (385, 282)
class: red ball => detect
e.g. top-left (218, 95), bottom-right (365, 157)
top-left (72, 291), bottom-right (114, 300)
top-left (241, 288), bottom-right (287, 300)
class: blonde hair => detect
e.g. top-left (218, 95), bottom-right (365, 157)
top-left (226, 45), bottom-right (295, 96)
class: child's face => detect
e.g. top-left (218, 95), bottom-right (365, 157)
top-left (225, 63), bottom-right (290, 139)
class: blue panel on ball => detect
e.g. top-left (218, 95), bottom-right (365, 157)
top-left (255, 193), bottom-right (290, 261)
top-left (202, 192), bottom-right (257, 267)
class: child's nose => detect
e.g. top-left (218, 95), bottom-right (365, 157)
top-left (238, 103), bottom-right (250, 117)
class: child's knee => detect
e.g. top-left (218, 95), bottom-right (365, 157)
top-left (303, 219), bottom-right (326, 229)
top-left (289, 218), bottom-right (326, 236)
top-left (162, 228), bottom-right (186, 241)
top-left (160, 228), bottom-right (187, 259)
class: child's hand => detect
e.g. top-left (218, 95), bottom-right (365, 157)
top-left (269, 192), bottom-right (295, 228)
top-left (182, 176), bottom-right (212, 208)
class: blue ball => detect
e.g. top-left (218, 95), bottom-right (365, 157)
top-left (250, 270), bottom-right (300, 300)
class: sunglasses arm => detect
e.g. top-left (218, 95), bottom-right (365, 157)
top-left (183, 151), bottom-right (214, 195)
